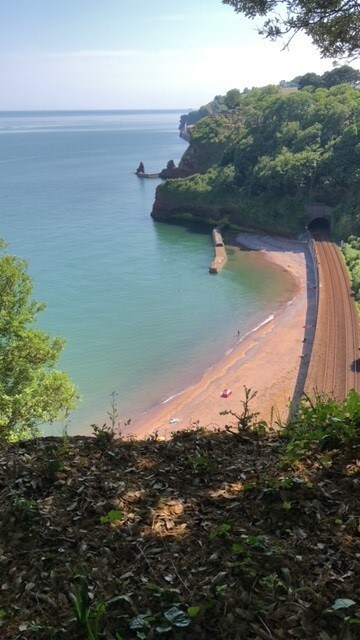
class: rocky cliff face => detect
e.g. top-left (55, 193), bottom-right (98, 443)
top-left (151, 195), bottom-right (227, 222)
top-left (152, 113), bottom-right (241, 220)
top-left (177, 141), bottom-right (221, 176)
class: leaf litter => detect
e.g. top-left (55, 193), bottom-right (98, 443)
top-left (0, 423), bottom-right (358, 639)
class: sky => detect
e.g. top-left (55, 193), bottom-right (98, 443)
top-left (1, 0), bottom-right (360, 110)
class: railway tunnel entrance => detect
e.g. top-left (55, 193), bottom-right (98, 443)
top-left (306, 203), bottom-right (333, 236)
top-left (307, 217), bottom-right (331, 235)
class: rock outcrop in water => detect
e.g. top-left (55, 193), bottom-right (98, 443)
top-left (136, 161), bottom-right (145, 175)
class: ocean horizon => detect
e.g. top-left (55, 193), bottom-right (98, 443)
top-left (0, 109), bottom-right (291, 435)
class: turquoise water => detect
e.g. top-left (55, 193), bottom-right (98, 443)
top-left (0, 110), bottom-right (291, 434)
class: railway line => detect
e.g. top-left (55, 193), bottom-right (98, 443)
top-left (305, 226), bottom-right (360, 399)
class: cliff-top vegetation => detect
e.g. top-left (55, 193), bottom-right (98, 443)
top-left (153, 75), bottom-right (360, 239)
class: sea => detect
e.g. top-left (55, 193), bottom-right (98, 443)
top-left (0, 110), bottom-right (292, 435)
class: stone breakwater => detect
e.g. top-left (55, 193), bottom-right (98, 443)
top-left (209, 227), bottom-right (227, 273)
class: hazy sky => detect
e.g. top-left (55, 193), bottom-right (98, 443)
top-left (1, 0), bottom-right (359, 110)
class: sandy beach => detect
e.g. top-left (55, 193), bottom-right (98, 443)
top-left (129, 233), bottom-right (317, 439)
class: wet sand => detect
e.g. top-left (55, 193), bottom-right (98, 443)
top-left (128, 233), bottom-right (316, 439)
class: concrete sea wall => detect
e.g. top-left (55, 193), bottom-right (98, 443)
top-left (209, 227), bottom-right (227, 274)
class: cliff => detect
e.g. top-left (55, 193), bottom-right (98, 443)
top-left (152, 85), bottom-right (360, 239)
top-left (152, 112), bottom-right (244, 222)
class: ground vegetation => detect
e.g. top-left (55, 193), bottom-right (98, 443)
top-left (0, 390), bottom-right (359, 639)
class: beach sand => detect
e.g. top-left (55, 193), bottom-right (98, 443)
top-left (129, 233), bottom-right (317, 439)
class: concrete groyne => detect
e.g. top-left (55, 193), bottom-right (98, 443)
top-left (209, 226), bottom-right (227, 274)
top-left (136, 172), bottom-right (160, 179)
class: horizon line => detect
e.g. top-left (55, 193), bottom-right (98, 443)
top-left (0, 108), bottom-right (192, 113)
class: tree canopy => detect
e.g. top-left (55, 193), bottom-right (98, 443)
top-left (292, 65), bottom-right (360, 88)
top-left (156, 82), bottom-right (360, 237)
top-left (0, 240), bottom-right (79, 441)
top-left (224, 88), bottom-right (242, 109)
top-left (222, 0), bottom-right (360, 59)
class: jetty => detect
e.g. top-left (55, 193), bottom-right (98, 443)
top-left (209, 226), bottom-right (227, 274)
top-left (136, 172), bottom-right (160, 179)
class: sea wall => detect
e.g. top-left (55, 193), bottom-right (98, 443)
top-left (306, 230), bottom-right (319, 313)
top-left (209, 227), bottom-right (227, 274)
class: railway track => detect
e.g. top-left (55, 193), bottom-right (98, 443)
top-left (305, 230), bottom-right (360, 399)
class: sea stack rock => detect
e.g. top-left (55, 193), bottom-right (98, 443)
top-left (159, 159), bottom-right (182, 179)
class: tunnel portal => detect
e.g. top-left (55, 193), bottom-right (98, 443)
top-left (307, 217), bottom-right (331, 235)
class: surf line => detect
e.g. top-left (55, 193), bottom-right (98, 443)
top-left (162, 384), bottom-right (197, 404)
top-left (237, 313), bottom-right (274, 346)
top-left (162, 314), bottom-right (275, 405)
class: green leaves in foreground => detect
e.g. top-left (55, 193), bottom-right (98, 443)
top-left (100, 510), bottom-right (124, 525)
top-left (130, 605), bottom-right (194, 637)
top-left (67, 575), bottom-right (105, 640)
top-left (282, 389), bottom-right (360, 459)
top-left (0, 240), bottom-right (79, 442)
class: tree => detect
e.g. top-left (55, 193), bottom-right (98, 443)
top-left (296, 72), bottom-right (323, 89)
top-left (0, 239), bottom-right (79, 441)
top-left (224, 88), bottom-right (242, 109)
top-left (322, 64), bottom-right (360, 86)
top-left (291, 65), bottom-right (360, 89)
top-left (222, 1), bottom-right (360, 59)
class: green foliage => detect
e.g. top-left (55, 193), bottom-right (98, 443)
top-left (91, 391), bottom-right (131, 445)
top-left (127, 582), bottom-right (194, 638)
top-left (342, 235), bottom-right (360, 306)
top-left (191, 115), bottom-right (236, 145)
top-left (224, 88), bottom-right (242, 109)
top-left (67, 574), bottom-right (105, 640)
top-left (282, 390), bottom-right (360, 459)
top-left (209, 523), bottom-right (232, 539)
top-left (241, 533), bottom-right (269, 552)
top-left (259, 573), bottom-right (287, 598)
top-left (145, 583), bottom-right (181, 601)
top-left (293, 66), bottom-right (360, 90)
top-left (188, 452), bottom-right (212, 470)
top-left (254, 147), bottom-right (320, 196)
top-left (100, 509), bottom-right (124, 524)
top-left (322, 66), bottom-right (360, 88)
top-left (156, 83), bottom-right (360, 237)
top-left (296, 72), bottom-right (323, 90)
top-left (129, 605), bottom-right (192, 637)
top-left (221, 387), bottom-right (267, 437)
top-left (180, 94), bottom-right (228, 129)
top-left (221, 1), bottom-right (360, 58)
top-left (8, 495), bottom-right (37, 521)
top-left (0, 240), bottom-right (79, 442)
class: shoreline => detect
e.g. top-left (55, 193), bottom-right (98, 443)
top-left (128, 232), bottom-right (317, 439)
